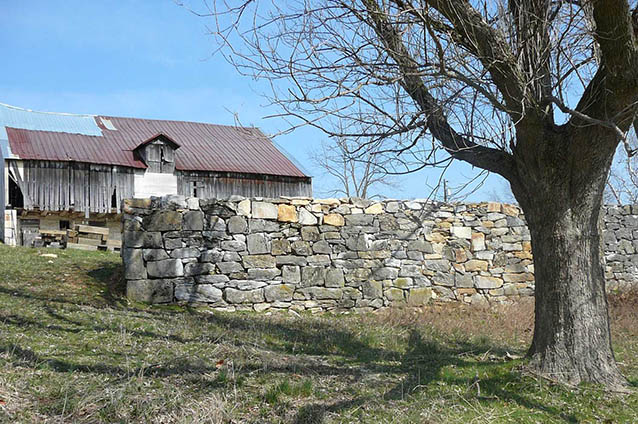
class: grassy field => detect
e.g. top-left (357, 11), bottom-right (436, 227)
top-left (1, 245), bottom-right (637, 423)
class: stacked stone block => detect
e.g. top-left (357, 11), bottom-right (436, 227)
top-left (122, 195), bottom-right (547, 312)
top-left (604, 205), bottom-right (638, 291)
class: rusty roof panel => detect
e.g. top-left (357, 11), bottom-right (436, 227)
top-left (4, 112), bottom-right (308, 178)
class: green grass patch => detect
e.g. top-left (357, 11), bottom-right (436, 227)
top-left (0, 245), bottom-right (637, 423)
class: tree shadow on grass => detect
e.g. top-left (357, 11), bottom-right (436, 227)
top-left (86, 261), bottom-right (127, 306)
top-left (0, 303), bottom-right (584, 423)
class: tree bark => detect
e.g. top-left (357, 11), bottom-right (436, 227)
top-left (512, 132), bottom-right (627, 388)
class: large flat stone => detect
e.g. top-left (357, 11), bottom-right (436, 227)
top-left (264, 284), bottom-right (295, 302)
top-left (247, 233), bottom-right (270, 254)
top-left (175, 283), bottom-right (223, 303)
top-left (123, 231), bottom-right (163, 248)
top-left (127, 279), bottom-right (173, 304)
top-left (252, 202), bottom-right (278, 219)
top-left (183, 211), bottom-right (204, 231)
top-left (143, 210), bottom-right (183, 232)
top-left (243, 255), bottom-right (276, 268)
top-left (122, 248), bottom-right (147, 280)
top-left (184, 262), bottom-right (215, 276)
top-left (278, 204), bottom-right (298, 222)
top-left (225, 288), bottom-right (265, 304)
top-left (147, 259), bottom-right (184, 278)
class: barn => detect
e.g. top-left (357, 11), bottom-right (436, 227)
top-left (1, 103), bottom-right (312, 246)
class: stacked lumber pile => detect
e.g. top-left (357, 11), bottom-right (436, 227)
top-left (38, 229), bottom-right (67, 248)
top-left (67, 225), bottom-right (121, 252)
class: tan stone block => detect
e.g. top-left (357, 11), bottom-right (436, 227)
top-left (277, 204), bottom-right (298, 222)
top-left (464, 259), bottom-right (488, 272)
top-left (315, 198), bottom-right (340, 205)
top-left (487, 202), bottom-right (501, 212)
top-left (455, 248), bottom-right (468, 263)
top-left (237, 199), bottom-right (251, 217)
top-left (384, 287), bottom-right (405, 302)
top-left (475, 275), bottom-right (503, 289)
top-left (407, 287), bottom-right (433, 306)
top-left (324, 213), bottom-right (345, 226)
top-left (453, 263), bottom-right (465, 273)
top-left (364, 203), bottom-right (384, 214)
top-left (437, 221), bottom-right (451, 229)
top-left (502, 204), bottom-right (519, 216)
top-left (457, 288), bottom-right (476, 296)
top-left (471, 232), bottom-right (485, 251)
top-left (503, 273), bottom-right (535, 282)
top-left (426, 232), bottom-right (446, 243)
top-left (522, 241), bottom-right (532, 252)
top-left (514, 251), bottom-right (533, 260)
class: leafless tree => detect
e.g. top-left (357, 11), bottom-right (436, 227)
top-left (606, 138), bottom-right (638, 204)
top-left (203, 0), bottom-right (638, 388)
top-left (310, 136), bottom-right (399, 198)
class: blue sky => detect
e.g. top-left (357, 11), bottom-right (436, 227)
top-left (0, 0), bottom-right (510, 201)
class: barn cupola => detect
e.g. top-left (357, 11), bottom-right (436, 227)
top-left (134, 133), bottom-right (180, 174)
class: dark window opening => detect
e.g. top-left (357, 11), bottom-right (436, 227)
top-left (60, 220), bottom-right (70, 230)
top-left (8, 177), bottom-right (24, 208)
top-left (190, 180), bottom-right (204, 198)
top-left (88, 221), bottom-right (106, 227)
top-left (111, 188), bottom-right (117, 208)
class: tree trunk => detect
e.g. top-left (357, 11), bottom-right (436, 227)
top-left (513, 146), bottom-right (627, 388)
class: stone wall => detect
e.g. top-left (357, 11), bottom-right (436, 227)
top-left (121, 196), bottom-right (638, 312)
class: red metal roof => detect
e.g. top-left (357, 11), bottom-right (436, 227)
top-left (6, 115), bottom-right (308, 178)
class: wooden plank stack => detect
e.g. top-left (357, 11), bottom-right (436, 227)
top-left (67, 225), bottom-right (121, 251)
top-left (38, 229), bottom-right (67, 248)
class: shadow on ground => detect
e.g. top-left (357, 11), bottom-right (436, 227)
top-left (0, 287), bottom-right (578, 423)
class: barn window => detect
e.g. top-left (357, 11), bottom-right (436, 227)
top-left (111, 188), bottom-right (117, 208)
top-left (190, 180), bottom-right (204, 197)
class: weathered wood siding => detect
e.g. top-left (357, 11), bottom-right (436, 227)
top-left (10, 160), bottom-right (134, 213)
top-left (177, 171), bottom-right (312, 198)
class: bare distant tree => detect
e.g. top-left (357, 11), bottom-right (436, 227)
top-left (310, 136), bottom-right (398, 199)
top-left (205, 0), bottom-right (638, 388)
top-left (606, 138), bottom-right (638, 204)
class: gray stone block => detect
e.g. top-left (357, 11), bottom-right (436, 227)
top-left (243, 255), bottom-right (276, 268)
top-left (147, 259), bottom-right (184, 278)
top-left (248, 268), bottom-right (281, 280)
top-left (276, 256), bottom-right (308, 266)
top-left (175, 283), bottom-right (223, 303)
top-left (201, 249), bottom-right (224, 263)
top-left (142, 248), bottom-right (169, 261)
top-left (221, 240), bottom-right (247, 252)
top-left (170, 247), bottom-right (200, 259)
top-left (247, 233), bottom-right (270, 254)
top-left (195, 274), bottom-right (230, 284)
top-left (127, 279), bottom-right (173, 304)
top-left (301, 266), bottom-right (326, 287)
top-left (228, 216), bottom-right (248, 234)
top-left (143, 210), bottom-right (183, 232)
top-left (123, 231), bottom-right (163, 248)
top-left (123, 248), bottom-right (147, 280)
top-left (217, 262), bottom-right (244, 274)
top-left (264, 284), bottom-right (294, 302)
top-left (282, 265), bottom-right (301, 283)
top-left (184, 262), bottom-right (215, 276)
top-left (183, 211), bottom-right (204, 231)
top-left (225, 288), bottom-right (265, 303)
top-left (325, 268), bottom-right (345, 287)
